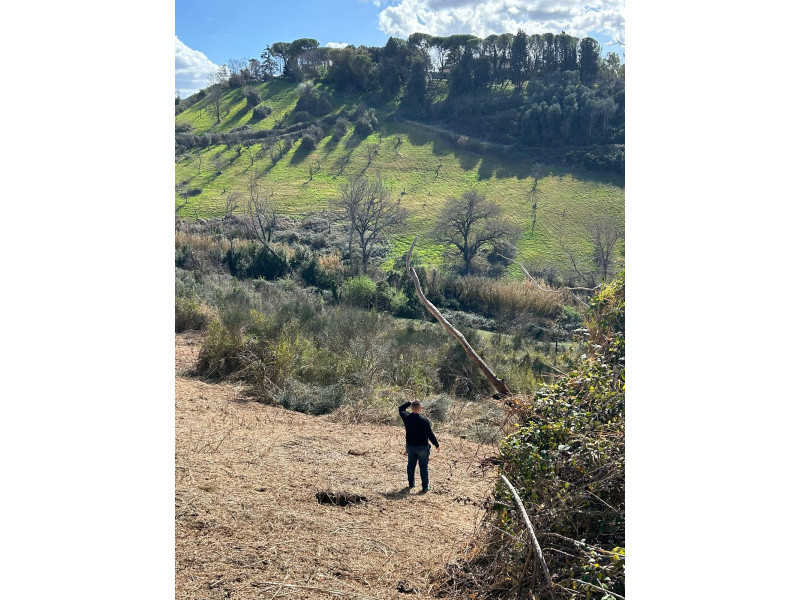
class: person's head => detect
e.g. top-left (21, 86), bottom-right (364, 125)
top-left (410, 400), bottom-right (422, 413)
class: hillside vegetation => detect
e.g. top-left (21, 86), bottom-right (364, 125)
top-left (175, 83), bottom-right (623, 277)
top-left (175, 29), bottom-right (624, 279)
top-left (175, 29), bottom-right (625, 599)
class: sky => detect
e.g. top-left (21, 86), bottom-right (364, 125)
top-left (176, 0), bottom-right (625, 96)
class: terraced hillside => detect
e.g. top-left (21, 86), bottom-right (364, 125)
top-left (175, 81), bottom-right (624, 275)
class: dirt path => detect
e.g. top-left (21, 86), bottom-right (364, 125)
top-left (175, 332), bottom-right (498, 599)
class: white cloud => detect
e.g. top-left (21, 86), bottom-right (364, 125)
top-left (175, 36), bottom-right (219, 98)
top-left (325, 42), bottom-right (351, 48)
top-left (378, 0), bottom-right (624, 45)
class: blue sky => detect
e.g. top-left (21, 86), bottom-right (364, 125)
top-left (176, 0), bottom-right (625, 96)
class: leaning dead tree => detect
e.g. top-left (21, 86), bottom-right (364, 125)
top-left (406, 236), bottom-right (511, 398)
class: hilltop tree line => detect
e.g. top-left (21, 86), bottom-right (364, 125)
top-left (177, 30), bottom-right (624, 153)
top-left (251, 31), bottom-right (614, 91)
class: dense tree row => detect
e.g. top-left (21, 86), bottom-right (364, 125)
top-left (250, 30), bottom-right (616, 93)
top-left (519, 69), bottom-right (624, 144)
top-left (192, 29), bottom-right (623, 159)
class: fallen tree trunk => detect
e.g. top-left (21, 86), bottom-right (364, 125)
top-left (405, 236), bottom-right (511, 398)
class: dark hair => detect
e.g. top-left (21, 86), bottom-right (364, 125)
top-left (410, 400), bottom-right (421, 409)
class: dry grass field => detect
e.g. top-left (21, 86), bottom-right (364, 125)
top-left (175, 331), bottom-right (500, 599)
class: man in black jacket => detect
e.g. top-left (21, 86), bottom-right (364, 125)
top-left (398, 400), bottom-right (440, 492)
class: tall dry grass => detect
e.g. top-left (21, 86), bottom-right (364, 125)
top-left (448, 277), bottom-right (565, 319)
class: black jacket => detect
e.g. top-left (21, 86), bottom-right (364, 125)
top-left (398, 402), bottom-right (439, 447)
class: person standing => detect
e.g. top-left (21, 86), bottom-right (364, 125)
top-left (398, 400), bottom-right (440, 492)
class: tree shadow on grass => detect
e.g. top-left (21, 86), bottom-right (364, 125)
top-left (457, 151), bottom-right (480, 171)
top-left (324, 135), bottom-right (342, 152)
top-left (493, 158), bottom-right (532, 180)
top-left (290, 143), bottom-right (313, 165)
top-left (477, 157), bottom-right (494, 181)
top-left (226, 103), bottom-right (251, 128)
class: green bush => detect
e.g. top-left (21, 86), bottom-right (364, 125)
top-left (424, 394), bottom-right (451, 422)
top-left (299, 133), bottom-right (318, 150)
top-left (225, 243), bottom-right (288, 280)
top-left (436, 329), bottom-right (492, 399)
top-left (558, 304), bottom-right (584, 331)
top-left (175, 297), bottom-right (211, 332)
top-left (341, 276), bottom-right (377, 308)
top-left (252, 104), bottom-right (272, 119)
top-left (332, 116), bottom-right (348, 141)
top-left (242, 85), bottom-right (262, 106)
top-left (217, 286), bottom-right (253, 334)
top-left (353, 116), bottom-right (373, 137)
top-left (195, 320), bottom-right (243, 378)
top-left (228, 73), bottom-right (245, 88)
top-left (388, 289), bottom-right (410, 317)
top-left (295, 84), bottom-right (333, 116)
top-left (453, 271), bottom-right (625, 598)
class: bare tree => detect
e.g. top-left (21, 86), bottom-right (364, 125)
top-left (228, 134), bottom-right (243, 158)
top-left (245, 175), bottom-right (285, 265)
top-left (360, 142), bottom-right (379, 175)
top-left (225, 191), bottom-right (240, 219)
top-left (265, 140), bottom-right (280, 166)
top-left (554, 217), bottom-right (596, 288)
top-left (528, 162), bottom-right (547, 233)
top-left (175, 196), bottom-right (189, 215)
top-left (432, 189), bottom-right (521, 275)
top-left (204, 66), bottom-right (229, 124)
top-left (308, 159), bottom-right (321, 181)
top-left (226, 57), bottom-right (248, 76)
top-left (222, 191), bottom-right (242, 252)
top-left (554, 212), bottom-right (623, 285)
top-left (335, 175), bottom-right (408, 274)
top-left (244, 144), bottom-right (255, 166)
top-left (333, 151), bottom-right (351, 178)
top-left (589, 214), bottom-right (623, 281)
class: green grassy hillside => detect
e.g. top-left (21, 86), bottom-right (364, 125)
top-left (175, 81), bottom-right (624, 277)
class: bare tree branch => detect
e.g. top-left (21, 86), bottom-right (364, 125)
top-left (497, 253), bottom-right (598, 295)
top-left (500, 475), bottom-right (557, 600)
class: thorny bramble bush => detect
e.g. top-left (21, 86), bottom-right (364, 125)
top-left (435, 271), bottom-right (624, 599)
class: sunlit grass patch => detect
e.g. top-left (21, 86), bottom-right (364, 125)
top-left (177, 88), bottom-right (624, 274)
